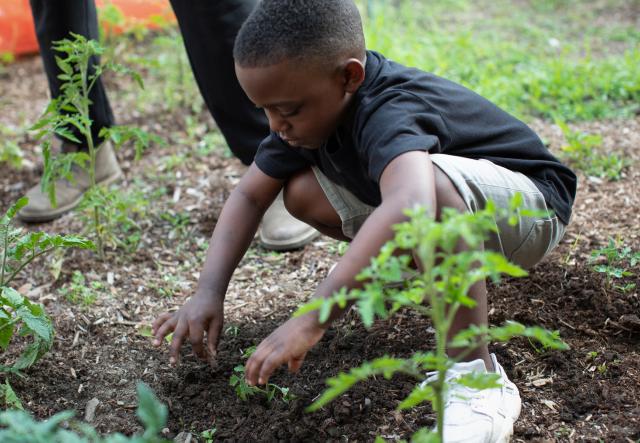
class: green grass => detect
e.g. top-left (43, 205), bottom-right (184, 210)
top-left (360, 0), bottom-right (640, 121)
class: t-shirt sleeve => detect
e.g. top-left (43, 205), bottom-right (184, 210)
top-left (355, 91), bottom-right (447, 182)
top-left (254, 132), bottom-right (312, 180)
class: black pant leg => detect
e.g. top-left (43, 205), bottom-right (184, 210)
top-left (169, 0), bottom-right (268, 165)
top-left (30, 0), bottom-right (115, 146)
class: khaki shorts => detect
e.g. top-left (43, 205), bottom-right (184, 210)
top-left (311, 153), bottom-right (567, 269)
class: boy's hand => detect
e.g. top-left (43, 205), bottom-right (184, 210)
top-left (152, 293), bottom-right (224, 365)
top-left (245, 314), bottom-right (326, 386)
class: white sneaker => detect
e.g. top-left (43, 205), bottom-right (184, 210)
top-left (426, 353), bottom-right (521, 443)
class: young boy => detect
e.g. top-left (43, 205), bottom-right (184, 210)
top-left (153, 0), bottom-right (576, 440)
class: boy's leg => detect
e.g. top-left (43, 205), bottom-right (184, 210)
top-left (282, 169), bottom-right (349, 242)
top-left (19, 0), bottom-right (120, 222)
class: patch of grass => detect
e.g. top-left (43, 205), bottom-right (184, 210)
top-left (360, 0), bottom-right (640, 121)
top-left (555, 120), bottom-right (630, 180)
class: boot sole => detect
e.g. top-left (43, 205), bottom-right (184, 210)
top-left (17, 171), bottom-right (123, 223)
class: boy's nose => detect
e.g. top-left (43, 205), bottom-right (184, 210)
top-left (266, 111), bottom-right (290, 133)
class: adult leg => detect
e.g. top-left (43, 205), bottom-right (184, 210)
top-left (30, 0), bottom-right (114, 145)
top-left (169, 0), bottom-right (318, 250)
top-left (169, 0), bottom-right (266, 165)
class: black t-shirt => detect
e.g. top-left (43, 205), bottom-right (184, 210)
top-left (255, 51), bottom-right (577, 225)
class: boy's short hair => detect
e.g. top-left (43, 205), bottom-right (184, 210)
top-left (234, 0), bottom-right (365, 68)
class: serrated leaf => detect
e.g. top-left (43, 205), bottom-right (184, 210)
top-left (17, 306), bottom-right (53, 343)
top-left (0, 320), bottom-right (15, 350)
top-left (1, 287), bottom-right (25, 309)
top-left (1, 380), bottom-right (23, 410)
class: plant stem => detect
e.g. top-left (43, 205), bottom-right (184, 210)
top-left (0, 224), bottom-right (9, 287)
top-left (4, 247), bottom-right (56, 287)
top-left (80, 53), bottom-right (103, 259)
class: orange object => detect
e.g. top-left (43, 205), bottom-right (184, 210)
top-left (0, 0), bottom-right (175, 57)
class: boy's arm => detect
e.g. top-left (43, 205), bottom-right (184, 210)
top-left (245, 150), bottom-right (437, 385)
top-left (153, 163), bottom-right (283, 364)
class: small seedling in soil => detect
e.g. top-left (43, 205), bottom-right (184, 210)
top-left (296, 198), bottom-right (568, 441)
top-left (1, 197), bottom-right (93, 405)
top-left (0, 124), bottom-right (25, 169)
top-left (59, 270), bottom-right (102, 305)
top-left (225, 324), bottom-right (240, 337)
top-left (589, 237), bottom-right (639, 291)
top-left (200, 427), bottom-right (217, 443)
top-left (229, 345), bottom-right (295, 404)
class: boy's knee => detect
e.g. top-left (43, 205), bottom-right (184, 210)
top-left (433, 165), bottom-right (466, 219)
top-left (283, 169), bottom-right (317, 219)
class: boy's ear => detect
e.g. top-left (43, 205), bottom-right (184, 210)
top-left (340, 58), bottom-right (365, 93)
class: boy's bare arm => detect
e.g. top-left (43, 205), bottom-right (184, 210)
top-left (245, 150), bottom-right (437, 385)
top-left (153, 163), bottom-right (283, 364)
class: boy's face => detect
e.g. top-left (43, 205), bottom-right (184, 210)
top-left (236, 58), bottom-right (363, 150)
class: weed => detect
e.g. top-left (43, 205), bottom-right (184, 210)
top-left (296, 198), bottom-right (567, 440)
top-left (555, 119), bottom-right (629, 180)
top-left (225, 325), bottom-right (240, 337)
top-left (200, 427), bottom-right (217, 443)
top-left (151, 272), bottom-right (188, 298)
top-left (0, 124), bottom-right (25, 169)
top-left (59, 270), bottom-right (102, 305)
top-left (589, 237), bottom-right (639, 290)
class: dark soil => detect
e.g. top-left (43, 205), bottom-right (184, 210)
top-left (1, 25), bottom-right (640, 443)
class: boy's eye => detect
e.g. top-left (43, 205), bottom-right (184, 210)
top-left (279, 106), bottom-right (301, 117)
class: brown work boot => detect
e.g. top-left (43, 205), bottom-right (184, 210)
top-left (258, 190), bottom-right (320, 251)
top-left (18, 141), bottom-right (122, 222)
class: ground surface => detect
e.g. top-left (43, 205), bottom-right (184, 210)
top-left (1, 17), bottom-right (640, 443)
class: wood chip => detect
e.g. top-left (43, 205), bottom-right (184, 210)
top-left (84, 398), bottom-right (100, 422)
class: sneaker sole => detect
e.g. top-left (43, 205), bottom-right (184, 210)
top-left (258, 227), bottom-right (321, 251)
top-left (17, 171), bottom-right (123, 223)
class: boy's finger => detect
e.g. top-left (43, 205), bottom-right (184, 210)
top-left (287, 353), bottom-right (306, 373)
top-left (245, 345), bottom-right (269, 385)
top-left (206, 319), bottom-right (222, 358)
top-left (169, 320), bottom-right (188, 365)
top-left (258, 353), bottom-right (283, 385)
top-left (153, 315), bottom-right (176, 346)
top-left (152, 312), bottom-right (172, 334)
top-left (188, 323), bottom-right (206, 360)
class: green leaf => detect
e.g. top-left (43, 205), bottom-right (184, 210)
top-left (13, 342), bottom-right (42, 369)
top-left (0, 320), bottom-right (15, 350)
top-left (17, 306), bottom-right (53, 344)
top-left (455, 372), bottom-right (502, 391)
top-left (398, 383), bottom-right (435, 410)
top-left (0, 380), bottom-right (23, 410)
top-left (1, 287), bottom-right (25, 309)
top-left (410, 428), bottom-right (440, 443)
top-left (136, 382), bottom-right (167, 438)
